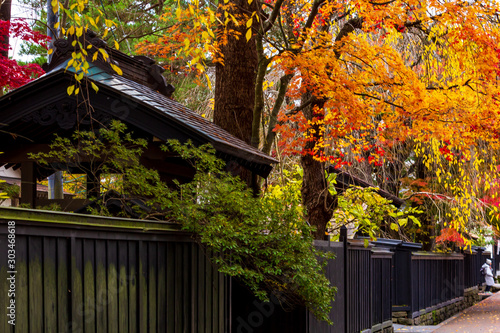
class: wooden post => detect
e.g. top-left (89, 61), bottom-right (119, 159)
top-left (340, 225), bottom-right (348, 333)
top-left (20, 162), bottom-right (36, 208)
top-left (48, 171), bottom-right (64, 199)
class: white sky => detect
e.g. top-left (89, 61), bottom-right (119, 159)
top-left (9, 0), bottom-right (40, 60)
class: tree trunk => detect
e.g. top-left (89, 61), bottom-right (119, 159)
top-left (214, 0), bottom-right (258, 190)
top-left (300, 96), bottom-right (337, 239)
top-left (0, 0), bottom-right (12, 59)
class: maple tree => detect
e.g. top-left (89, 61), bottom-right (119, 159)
top-left (0, 19), bottom-right (48, 91)
top-left (136, 0), bottom-right (500, 243)
top-left (10, 0), bottom-right (499, 245)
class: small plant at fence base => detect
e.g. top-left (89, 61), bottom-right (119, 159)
top-left (30, 121), bottom-right (336, 323)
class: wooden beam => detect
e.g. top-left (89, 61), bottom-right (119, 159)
top-left (20, 161), bottom-right (36, 208)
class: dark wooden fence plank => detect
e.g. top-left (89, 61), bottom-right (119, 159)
top-left (175, 243), bottom-right (183, 333)
top-left (205, 249), bottom-right (213, 333)
top-left (95, 239), bottom-right (107, 333)
top-left (107, 240), bottom-right (118, 333)
top-left (128, 241), bottom-right (138, 333)
top-left (43, 237), bottom-right (57, 333)
top-left (166, 243), bottom-right (175, 332)
top-left (157, 242), bottom-right (166, 333)
top-left (118, 240), bottom-right (129, 333)
top-left (148, 242), bottom-right (157, 333)
top-left (183, 244), bottom-right (191, 333)
top-left (198, 247), bottom-right (206, 333)
top-left (0, 229), bottom-right (12, 333)
top-left (29, 236), bottom-right (43, 332)
top-left (83, 239), bottom-right (96, 333)
top-left (56, 238), bottom-right (68, 333)
top-left (17, 235), bottom-right (29, 333)
top-left (190, 243), bottom-right (198, 333)
top-left (218, 256), bottom-right (225, 333)
top-left (71, 238), bottom-right (84, 333)
top-left (212, 254), bottom-right (219, 333)
top-left (138, 240), bottom-right (147, 333)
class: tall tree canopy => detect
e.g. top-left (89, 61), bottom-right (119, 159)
top-left (138, 0), bottom-right (500, 242)
top-left (6, 0), bottom-right (497, 243)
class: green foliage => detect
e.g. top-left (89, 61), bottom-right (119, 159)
top-left (471, 226), bottom-right (495, 247)
top-left (266, 165), bottom-right (303, 206)
top-left (166, 141), bottom-right (335, 322)
top-left (37, 203), bottom-right (63, 211)
top-left (0, 181), bottom-right (19, 202)
top-left (30, 121), bottom-right (336, 323)
top-left (331, 187), bottom-right (422, 241)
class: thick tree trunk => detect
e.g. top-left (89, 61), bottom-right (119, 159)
top-left (300, 97), bottom-right (337, 239)
top-left (214, 0), bottom-right (258, 190)
top-left (0, 0), bottom-right (12, 59)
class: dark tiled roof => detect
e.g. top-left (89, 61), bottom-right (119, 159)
top-left (83, 64), bottom-right (277, 168)
top-left (0, 59), bottom-right (276, 176)
top-left (2, 30), bottom-right (277, 176)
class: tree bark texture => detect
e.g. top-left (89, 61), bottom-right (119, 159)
top-left (214, 0), bottom-right (258, 190)
top-left (0, 0), bottom-right (12, 59)
top-left (300, 96), bottom-right (337, 239)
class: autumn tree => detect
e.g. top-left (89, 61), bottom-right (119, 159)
top-left (0, 18), bottom-right (48, 92)
top-left (279, 0), bottom-right (500, 243)
top-left (137, 0), bottom-right (500, 241)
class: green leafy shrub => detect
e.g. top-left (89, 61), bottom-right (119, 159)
top-left (30, 121), bottom-right (336, 323)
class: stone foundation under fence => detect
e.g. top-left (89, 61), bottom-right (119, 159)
top-left (392, 286), bottom-right (480, 326)
top-left (360, 320), bottom-right (394, 333)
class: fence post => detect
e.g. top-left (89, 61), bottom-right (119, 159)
top-left (340, 226), bottom-right (347, 333)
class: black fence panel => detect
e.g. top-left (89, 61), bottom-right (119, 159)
top-left (407, 253), bottom-right (464, 316)
top-left (392, 247), bottom-right (415, 311)
top-left (0, 213), bottom-right (227, 333)
top-left (308, 241), bottom-right (346, 333)
top-left (371, 249), bottom-right (393, 328)
top-left (347, 240), bottom-right (372, 333)
top-left (463, 250), bottom-right (478, 288)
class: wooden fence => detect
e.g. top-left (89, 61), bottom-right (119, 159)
top-left (464, 248), bottom-right (481, 289)
top-left (410, 253), bottom-right (464, 316)
top-left (0, 207), bottom-right (491, 333)
top-left (0, 207), bottom-right (227, 333)
top-left (231, 232), bottom-right (491, 333)
top-left (230, 227), bottom-right (395, 333)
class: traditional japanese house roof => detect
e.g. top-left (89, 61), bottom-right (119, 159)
top-left (0, 31), bottom-right (277, 179)
top-left (0, 31), bottom-right (277, 210)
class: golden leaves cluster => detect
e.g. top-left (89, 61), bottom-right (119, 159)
top-left (51, 0), bottom-right (122, 96)
top-left (275, 0), bottom-right (500, 238)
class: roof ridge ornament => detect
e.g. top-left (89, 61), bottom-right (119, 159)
top-left (42, 30), bottom-right (175, 98)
